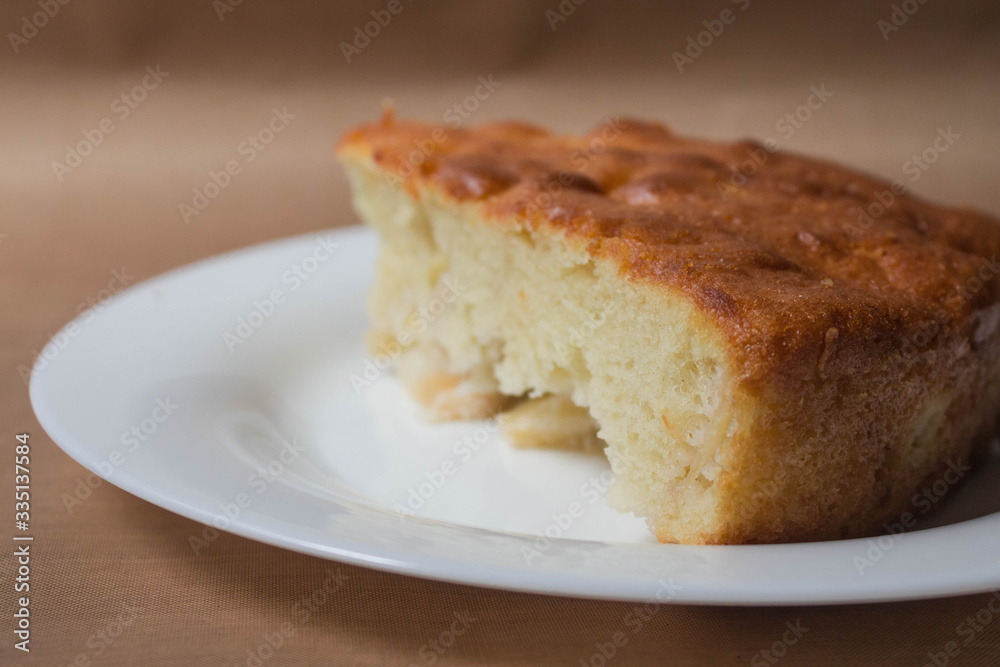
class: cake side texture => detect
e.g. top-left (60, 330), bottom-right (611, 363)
top-left (338, 115), bottom-right (1000, 544)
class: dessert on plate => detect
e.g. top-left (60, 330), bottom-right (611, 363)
top-left (338, 113), bottom-right (1000, 544)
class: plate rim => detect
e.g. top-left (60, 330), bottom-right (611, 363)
top-left (29, 225), bottom-right (1000, 606)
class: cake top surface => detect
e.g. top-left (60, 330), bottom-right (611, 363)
top-left (339, 115), bottom-right (1000, 381)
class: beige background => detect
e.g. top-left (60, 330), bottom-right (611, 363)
top-left (2, 1), bottom-right (1000, 664)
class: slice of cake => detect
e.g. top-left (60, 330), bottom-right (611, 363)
top-left (338, 113), bottom-right (1000, 544)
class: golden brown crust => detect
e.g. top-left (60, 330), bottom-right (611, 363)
top-left (338, 115), bottom-right (1000, 391)
top-left (340, 116), bottom-right (1000, 543)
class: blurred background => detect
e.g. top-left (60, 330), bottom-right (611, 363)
top-left (3, 0), bottom-right (999, 272)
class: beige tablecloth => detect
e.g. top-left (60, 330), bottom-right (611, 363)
top-left (2, 1), bottom-right (1000, 664)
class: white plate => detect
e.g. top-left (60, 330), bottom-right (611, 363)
top-left (30, 226), bottom-right (1000, 605)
